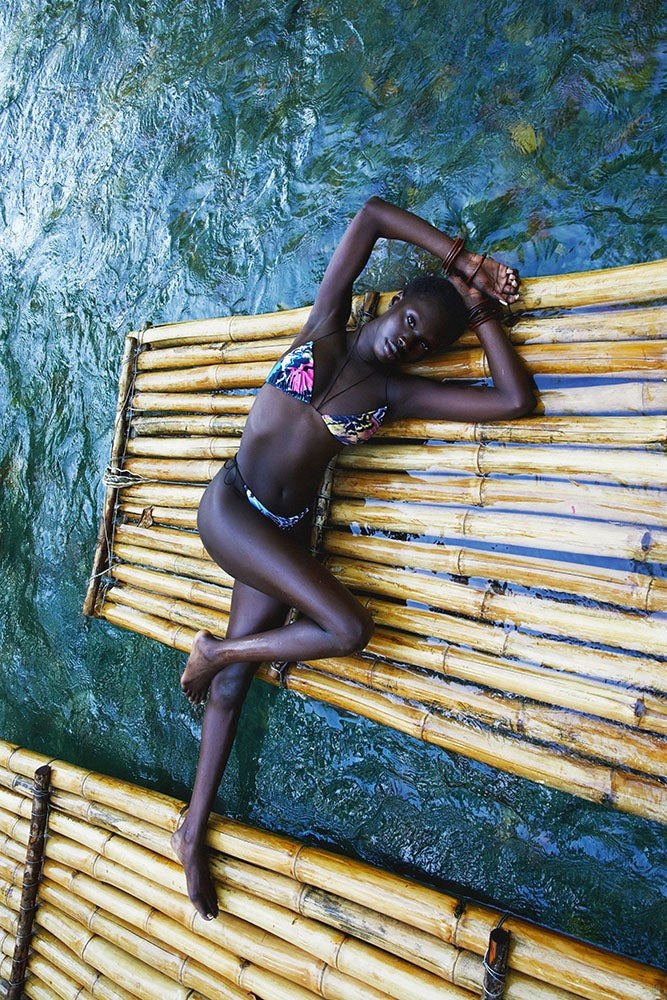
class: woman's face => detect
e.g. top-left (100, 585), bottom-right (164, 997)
top-left (367, 292), bottom-right (453, 365)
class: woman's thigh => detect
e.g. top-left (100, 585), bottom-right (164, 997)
top-left (197, 469), bottom-right (366, 634)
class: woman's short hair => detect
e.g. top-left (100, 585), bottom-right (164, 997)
top-left (402, 274), bottom-right (468, 346)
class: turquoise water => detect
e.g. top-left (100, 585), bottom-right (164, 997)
top-left (1, 0), bottom-right (665, 967)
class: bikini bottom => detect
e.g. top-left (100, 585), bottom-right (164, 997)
top-left (223, 455), bottom-right (310, 531)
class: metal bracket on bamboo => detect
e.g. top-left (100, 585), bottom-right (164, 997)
top-left (5, 764), bottom-right (52, 1000)
top-left (481, 917), bottom-right (511, 999)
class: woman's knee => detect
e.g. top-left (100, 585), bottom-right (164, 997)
top-left (209, 662), bottom-right (256, 709)
top-left (334, 606), bottom-right (374, 657)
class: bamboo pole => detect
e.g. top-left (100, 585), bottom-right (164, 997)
top-left (19, 880), bottom-right (255, 1000)
top-left (125, 436), bottom-right (241, 459)
top-left (82, 333), bottom-right (138, 618)
top-left (1, 744), bottom-right (664, 998)
top-left (497, 304), bottom-right (666, 345)
top-left (504, 258), bottom-right (667, 310)
top-left (406, 339), bottom-right (667, 381)
top-left (133, 362), bottom-right (270, 393)
top-left (322, 530), bottom-right (667, 614)
top-left (6, 764), bottom-right (51, 1000)
top-left (119, 484), bottom-right (204, 507)
top-left (131, 392), bottom-right (255, 414)
top-left (102, 578), bottom-right (667, 766)
top-left (375, 414), bottom-right (667, 447)
top-left (116, 442), bottom-right (667, 529)
top-left (137, 304), bottom-right (315, 348)
top-left (1, 952), bottom-right (77, 1000)
top-left (0, 898), bottom-right (139, 1000)
top-left (135, 262), bottom-right (667, 353)
top-left (128, 380), bottom-right (667, 417)
top-left (130, 341), bottom-right (667, 393)
top-left (327, 499), bottom-right (667, 562)
top-left (131, 414), bottom-right (248, 437)
top-left (122, 457), bottom-right (225, 483)
top-left (1, 879), bottom-right (207, 1000)
top-left (332, 469), bottom-right (665, 526)
top-left (136, 337), bottom-right (293, 371)
top-left (265, 664), bottom-right (667, 825)
top-left (337, 442), bottom-right (667, 489)
top-left (114, 515), bottom-right (665, 624)
top-left (113, 523), bottom-right (210, 561)
top-left (100, 563), bottom-right (667, 734)
top-left (130, 411), bottom-right (667, 447)
top-left (1, 933), bottom-right (105, 1000)
top-left (0, 817), bottom-right (639, 1000)
top-left (118, 504), bottom-right (198, 528)
top-left (534, 380), bottom-right (667, 417)
top-left (113, 543), bottom-right (232, 589)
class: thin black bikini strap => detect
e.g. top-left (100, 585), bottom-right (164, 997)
top-left (313, 326), bottom-right (380, 413)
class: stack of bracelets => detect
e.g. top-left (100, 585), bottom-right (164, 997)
top-left (466, 298), bottom-right (499, 330)
top-left (440, 236), bottom-right (465, 275)
top-left (441, 238), bottom-right (500, 329)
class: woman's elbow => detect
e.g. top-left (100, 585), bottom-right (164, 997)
top-left (503, 390), bottom-right (537, 420)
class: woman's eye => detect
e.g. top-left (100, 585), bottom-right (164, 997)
top-left (407, 314), bottom-right (415, 328)
top-left (420, 340), bottom-right (430, 352)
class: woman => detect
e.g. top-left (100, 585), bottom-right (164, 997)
top-left (171, 196), bottom-right (535, 919)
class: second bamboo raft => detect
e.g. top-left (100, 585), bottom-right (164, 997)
top-left (84, 260), bottom-right (667, 824)
top-left (1, 741), bottom-right (665, 1000)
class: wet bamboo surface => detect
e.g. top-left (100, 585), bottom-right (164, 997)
top-left (84, 260), bottom-right (667, 824)
top-left (0, 743), bottom-right (665, 1000)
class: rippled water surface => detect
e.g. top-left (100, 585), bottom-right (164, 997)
top-left (1, 0), bottom-right (665, 966)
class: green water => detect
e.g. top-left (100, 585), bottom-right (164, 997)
top-left (1, 0), bottom-right (665, 967)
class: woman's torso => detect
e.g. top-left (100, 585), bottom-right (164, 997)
top-left (236, 328), bottom-right (389, 516)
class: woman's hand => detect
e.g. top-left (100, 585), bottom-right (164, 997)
top-left (448, 273), bottom-right (487, 310)
top-left (456, 252), bottom-right (520, 305)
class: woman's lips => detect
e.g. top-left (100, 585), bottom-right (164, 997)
top-left (384, 338), bottom-right (399, 359)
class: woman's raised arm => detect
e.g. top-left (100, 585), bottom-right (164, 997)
top-left (388, 277), bottom-right (536, 423)
top-left (304, 197), bottom-right (520, 337)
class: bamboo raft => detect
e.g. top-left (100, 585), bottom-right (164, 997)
top-left (83, 260), bottom-right (667, 823)
top-left (0, 742), bottom-right (665, 1000)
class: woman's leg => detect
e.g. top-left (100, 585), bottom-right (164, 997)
top-left (180, 470), bottom-right (374, 702)
top-left (171, 578), bottom-right (289, 920)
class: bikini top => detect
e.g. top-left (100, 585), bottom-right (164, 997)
top-left (265, 338), bottom-right (387, 446)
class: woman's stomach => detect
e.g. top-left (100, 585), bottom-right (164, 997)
top-left (236, 385), bottom-right (341, 516)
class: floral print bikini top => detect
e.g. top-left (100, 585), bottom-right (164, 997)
top-left (265, 339), bottom-right (387, 446)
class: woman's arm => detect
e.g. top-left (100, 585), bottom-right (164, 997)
top-left (303, 197), bottom-right (520, 337)
top-left (389, 278), bottom-right (536, 422)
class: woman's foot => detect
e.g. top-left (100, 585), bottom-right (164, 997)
top-left (458, 251), bottom-right (520, 305)
top-left (180, 630), bottom-right (228, 704)
top-left (171, 822), bottom-right (219, 920)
